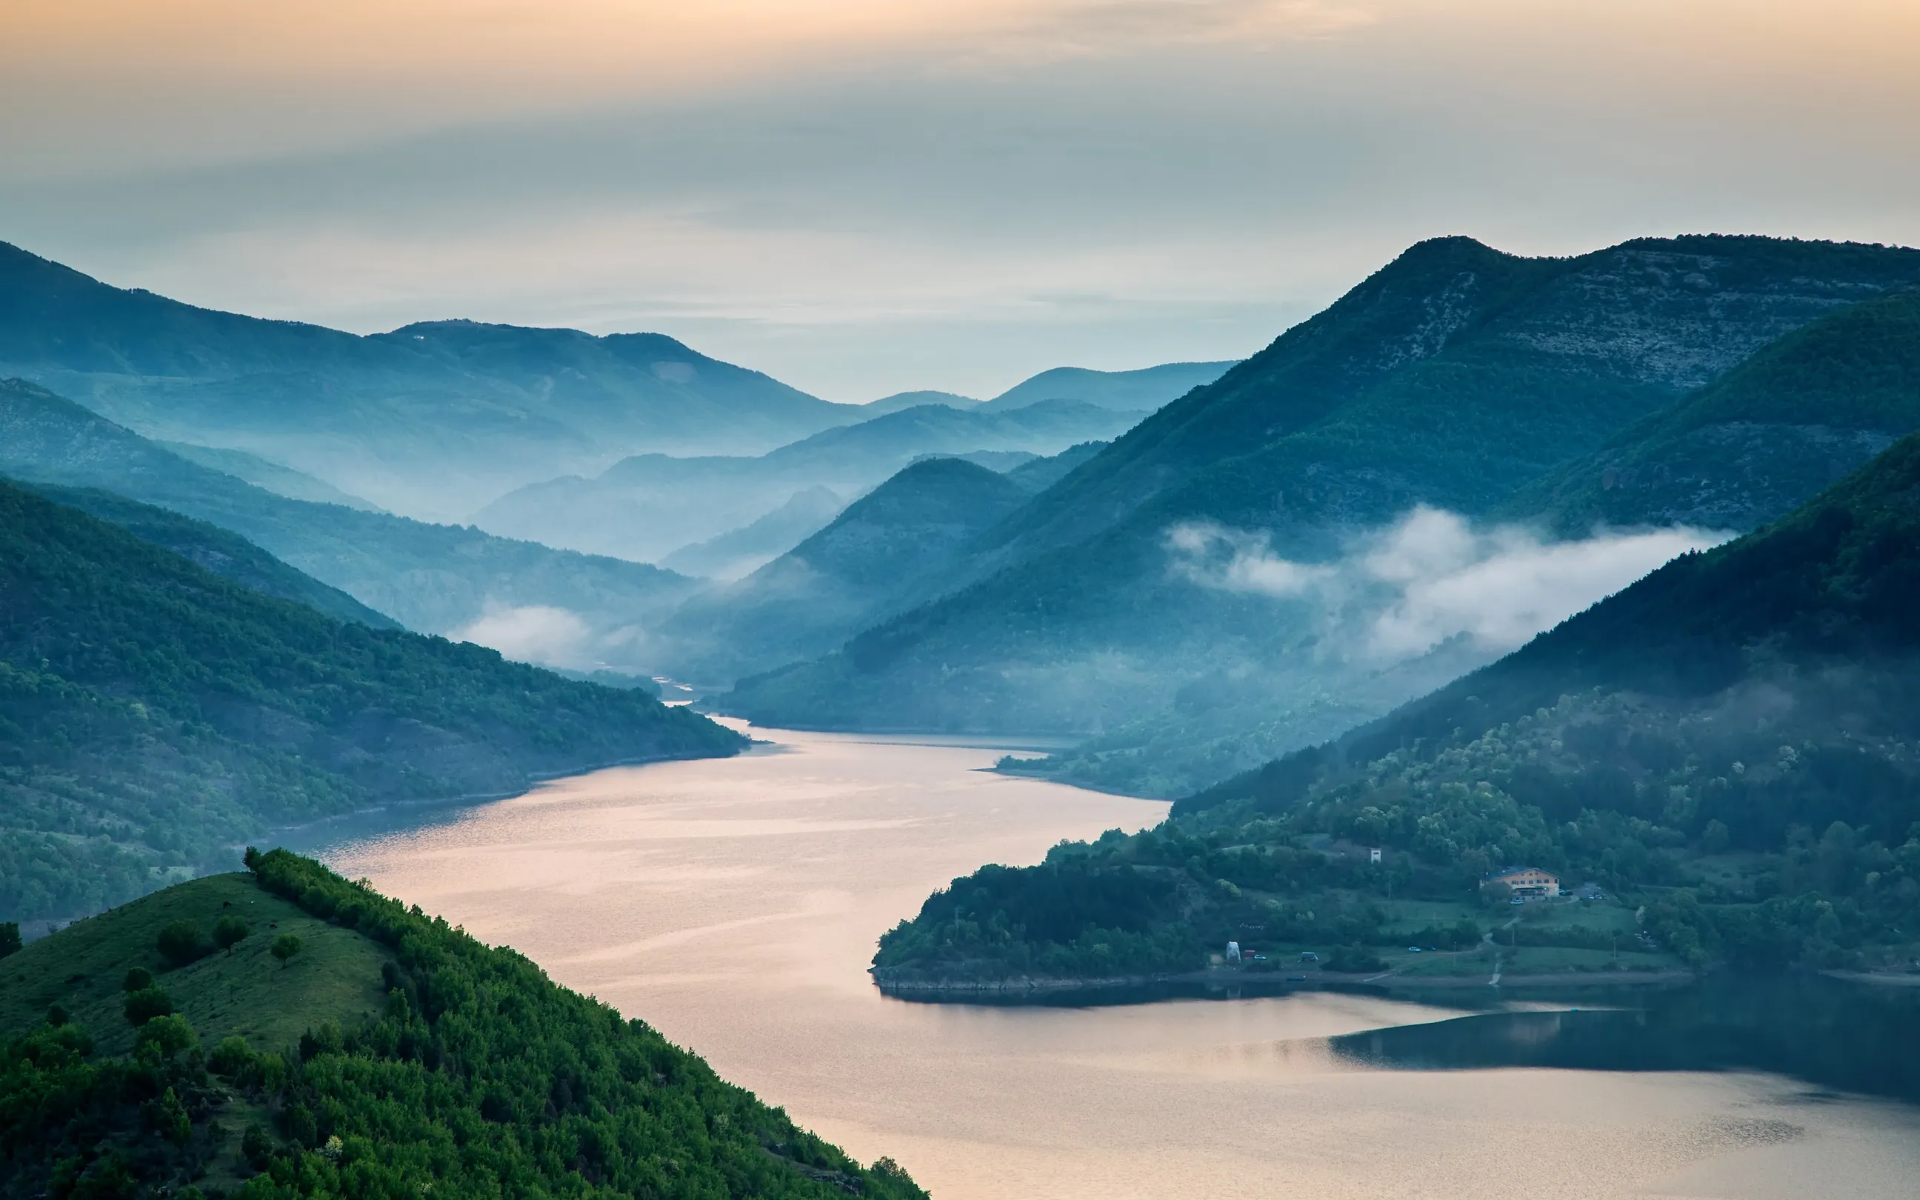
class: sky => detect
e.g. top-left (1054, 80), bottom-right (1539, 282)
top-left (4, 0), bottom-right (1918, 401)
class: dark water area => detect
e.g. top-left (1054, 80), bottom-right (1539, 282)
top-left (1332, 974), bottom-right (1920, 1104)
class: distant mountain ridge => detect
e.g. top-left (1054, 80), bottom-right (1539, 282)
top-left (476, 398), bottom-right (1145, 564)
top-left (720, 235), bottom-right (1920, 753)
top-left (982, 360), bottom-right (1239, 412)
top-left (0, 378), bottom-right (701, 666)
top-left (0, 241), bottom-right (859, 517)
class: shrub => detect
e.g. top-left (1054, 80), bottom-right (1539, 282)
top-left (209, 1035), bottom-right (258, 1078)
top-left (1326, 944), bottom-right (1388, 973)
top-left (134, 1014), bottom-right (198, 1058)
top-left (156, 919), bottom-right (207, 967)
top-left (124, 986), bottom-right (174, 1027)
top-left (123, 966), bottom-right (154, 992)
top-left (214, 915), bottom-right (250, 954)
top-left (0, 922), bottom-right (20, 958)
top-left (241, 1125), bottom-right (275, 1171)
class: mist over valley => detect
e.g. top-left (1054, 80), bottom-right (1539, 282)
top-left (6, 7), bottom-right (1920, 1190)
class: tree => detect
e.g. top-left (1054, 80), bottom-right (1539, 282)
top-left (143, 1087), bottom-right (192, 1144)
top-left (208, 1035), bottom-right (258, 1078)
top-left (156, 919), bottom-right (207, 966)
top-left (0, 922), bottom-right (20, 959)
top-left (123, 966), bottom-right (154, 992)
top-left (1702, 819), bottom-right (1731, 854)
top-left (134, 1014), bottom-right (198, 1058)
top-left (124, 986), bottom-right (174, 1027)
top-left (213, 914), bottom-right (249, 954)
top-left (270, 933), bottom-right (302, 969)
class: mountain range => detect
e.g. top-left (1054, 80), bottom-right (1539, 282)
top-left (861, 361), bottom-right (1237, 416)
top-left (1011, 284), bottom-right (1920, 797)
top-left (711, 236), bottom-right (1920, 787)
top-left (0, 240), bottom-right (860, 518)
top-left (0, 378), bottom-right (701, 668)
top-left (475, 399), bottom-right (1145, 564)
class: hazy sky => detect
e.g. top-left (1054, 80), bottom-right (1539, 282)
top-left (5, 0), bottom-right (1918, 400)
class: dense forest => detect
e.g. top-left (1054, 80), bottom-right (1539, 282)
top-left (0, 481), bottom-right (742, 926)
top-left (0, 853), bottom-right (927, 1199)
top-left (875, 434), bottom-right (1920, 984)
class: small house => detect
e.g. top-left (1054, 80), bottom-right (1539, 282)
top-left (1481, 865), bottom-right (1560, 900)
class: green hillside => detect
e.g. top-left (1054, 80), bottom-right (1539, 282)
top-left (1512, 288), bottom-right (1920, 534)
top-left (0, 854), bottom-right (925, 1199)
top-left (872, 435), bottom-right (1920, 987)
top-left (0, 378), bottom-right (701, 646)
top-left (722, 236), bottom-right (1920, 742)
top-left (0, 480), bottom-right (741, 926)
top-left (24, 484), bottom-right (400, 631)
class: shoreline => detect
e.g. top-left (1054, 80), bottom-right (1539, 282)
top-left (872, 965), bottom-right (1697, 1003)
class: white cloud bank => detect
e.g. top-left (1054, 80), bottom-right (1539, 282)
top-left (452, 604), bottom-right (593, 669)
top-left (1169, 506), bottom-right (1730, 662)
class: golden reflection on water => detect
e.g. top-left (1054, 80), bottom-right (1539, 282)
top-left (327, 725), bottom-right (1920, 1200)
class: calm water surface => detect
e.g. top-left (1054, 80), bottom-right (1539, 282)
top-left (315, 725), bottom-right (1920, 1200)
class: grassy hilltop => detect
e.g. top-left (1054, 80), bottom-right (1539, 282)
top-left (0, 853), bottom-right (926, 1200)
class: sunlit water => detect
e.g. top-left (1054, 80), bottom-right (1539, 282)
top-left (315, 725), bottom-right (1920, 1199)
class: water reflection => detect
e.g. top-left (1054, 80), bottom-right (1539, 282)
top-left (314, 725), bottom-right (1920, 1200)
top-left (1334, 974), bottom-right (1920, 1103)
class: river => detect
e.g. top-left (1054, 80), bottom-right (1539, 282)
top-left (310, 724), bottom-right (1920, 1200)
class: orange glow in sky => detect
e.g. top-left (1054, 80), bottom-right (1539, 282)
top-left (3, 0), bottom-right (1916, 397)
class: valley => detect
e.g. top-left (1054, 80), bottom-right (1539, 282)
top-left (10, 7), bottom-right (1920, 1197)
top-left (4, 230), bottom-right (1920, 1200)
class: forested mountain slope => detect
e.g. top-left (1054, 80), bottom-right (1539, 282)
top-left (0, 379), bottom-right (700, 659)
top-left (1510, 288), bottom-right (1920, 534)
top-left (156, 441), bottom-right (383, 511)
top-left (661, 457), bottom-right (1036, 683)
top-left (0, 481), bottom-right (741, 925)
top-left (19, 483), bottom-right (399, 631)
top-left (1015, 282), bottom-right (1920, 798)
top-left (874, 435), bottom-right (1920, 985)
top-left (0, 241), bottom-right (854, 516)
top-left (0, 855), bottom-right (925, 1199)
top-left (722, 236), bottom-right (1920, 740)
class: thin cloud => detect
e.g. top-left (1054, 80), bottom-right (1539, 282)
top-left (454, 603), bottom-right (593, 668)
